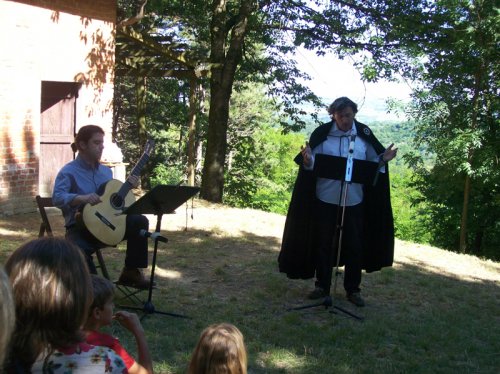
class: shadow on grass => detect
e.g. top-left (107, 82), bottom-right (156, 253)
top-left (1, 212), bottom-right (499, 373)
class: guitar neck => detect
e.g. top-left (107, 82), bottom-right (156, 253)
top-left (116, 152), bottom-right (151, 198)
top-left (130, 153), bottom-right (150, 178)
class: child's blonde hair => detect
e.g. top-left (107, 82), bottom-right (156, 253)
top-left (188, 323), bottom-right (247, 374)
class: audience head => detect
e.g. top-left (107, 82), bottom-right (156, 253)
top-left (0, 267), bottom-right (15, 368)
top-left (5, 237), bottom-right (92, 371)
top-left (71, 124), bottom-right (105, 153)
top-left (188, 323), bottom-right (247, 374)
top-left (86, 275), bottom-right (116, 328)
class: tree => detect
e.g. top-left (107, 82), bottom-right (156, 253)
top-left (223, 82), bottom-right (303, 213)
top-left (114, 75), bottom-right (195, 185)
top-left (119, 1), bottom-right (431, 201)
top-left (402, 0), bottom-right (499, 256)
top-left (200, 0), bottom-right (257, 201)
top-left (119, 0), bottom-right (472, 205)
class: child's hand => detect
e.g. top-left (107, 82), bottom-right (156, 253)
top-left (113, 310), bottom-right (144, 335)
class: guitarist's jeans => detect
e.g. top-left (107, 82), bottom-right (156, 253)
top-left (66, 214), bottom-right (149, 274)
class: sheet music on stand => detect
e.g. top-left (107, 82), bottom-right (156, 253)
top-left (124, 185), bottom-right (200, 216)
top-left (314, 154), bottom-right (379, 185)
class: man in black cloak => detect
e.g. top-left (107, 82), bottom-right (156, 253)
top-left (278, 97), bottom-right (397, 307)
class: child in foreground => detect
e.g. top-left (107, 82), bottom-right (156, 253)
top-left (5, 237), bottom-right (127, 373)
top-left (84, 275), bottom-right (153, 374)
top-left (188, 323), bottom-right (247, 374)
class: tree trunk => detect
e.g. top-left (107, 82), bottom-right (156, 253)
top-left (196, 83), bottom-right (205, 183)
top-left (136, 76), bottom-right (148, 188)
top-left (136, 76), bottom-right (147, 141)
top-left (200, 0), bottom-right (254, 202)
top-left (459, 66), bottom-right (484, 253)
top-left (187, 75), bottom-right (198, 186)
top-left (201, 88), bottom-right (231, 201)
top-left (459, 175), bottom-right (470, 253)
top-left (472, 229), bottom-right (483, 255)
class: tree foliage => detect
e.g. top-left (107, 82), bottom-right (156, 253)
top-left (223, 83), bottom-right (303, 213)
top-left (401, 0), bottom-right (499, 257)
top-left (113, 75), bottom-right (202, 188)
top-left (118, 0), bottom-right (448, 202)
top-left (114, 0), bottom-right (499, 259)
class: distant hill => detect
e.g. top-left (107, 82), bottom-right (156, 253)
top-left (300, 95), bottom-right (407, 131)
top-left (297, 101), bottom-right (419, 168)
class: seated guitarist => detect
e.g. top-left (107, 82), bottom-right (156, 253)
top-left (52, 125), bottom-right (151, 289)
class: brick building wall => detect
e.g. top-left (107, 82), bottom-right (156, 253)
top-left (12, 0), bottom-right (116, 23)
top-left (0, 0), bottom-right (116, 215)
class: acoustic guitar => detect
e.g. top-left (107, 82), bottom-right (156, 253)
top-left (81, 139), bottom-right (155, 246)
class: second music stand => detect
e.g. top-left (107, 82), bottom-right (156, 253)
top-left (122, 184), bottom-right (200, 319)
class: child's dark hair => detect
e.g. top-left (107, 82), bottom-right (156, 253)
top-left (89, 274), bottom-right (115, 312)
top-left (327, 97), bottom-right (358, 116)
top-left (71, 125), bottom-right (104, 152)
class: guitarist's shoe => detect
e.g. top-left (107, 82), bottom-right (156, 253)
top-left (118, 267), bottom-right (154, 289)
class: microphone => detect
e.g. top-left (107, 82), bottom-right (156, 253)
top-left (345, 135), bottom-right (356, 182)
top-left (348, 135), bottom-right (356, 153)
top-left (139, 229), bottom-right (168, 243)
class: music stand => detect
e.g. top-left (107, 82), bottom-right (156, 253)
top-left (288, 153), bottom-right (381, 320)
top-left (122, 184), bottom-right (200, 320)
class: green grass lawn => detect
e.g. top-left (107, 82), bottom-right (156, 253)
top-left (1, 201), bottom-right (499, 373)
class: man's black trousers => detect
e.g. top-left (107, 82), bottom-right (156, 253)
top-left (313, 199), bottom-right (363, 294)
top-left (66, 214), bottom-right (149, 273)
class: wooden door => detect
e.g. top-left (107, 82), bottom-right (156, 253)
top-left (39, 81), bottom-right (80, 197)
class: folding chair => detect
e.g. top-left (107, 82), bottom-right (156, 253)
top-left (35, 196), bottom-right (145, 306)
top-left (36, 195), bottom-right (110, 279)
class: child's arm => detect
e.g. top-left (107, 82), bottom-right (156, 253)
top-left (114, 310), bottom-right (154, 374)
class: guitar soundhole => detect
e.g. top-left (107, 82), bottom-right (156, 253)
top-left (110, 193), bottom-right (124, 209)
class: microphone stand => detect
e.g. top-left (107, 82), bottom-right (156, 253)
top-left (326, 135), bottom-right (363, 320)
top-left (327, 182), bottom-right (363, 319)
top-left (288, 134), bottom-right (363, 321)
top-left (287, 181), bottom-right (363, 321)
top-left (124, 216), bottom-right (190, 320)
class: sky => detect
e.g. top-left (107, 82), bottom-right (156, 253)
top-left (294, 48), bottom-right (413, 122)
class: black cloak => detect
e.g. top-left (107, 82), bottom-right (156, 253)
top-left (278, 120), bottom-right (394, 279)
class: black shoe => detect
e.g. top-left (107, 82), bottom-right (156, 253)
top-left (118, 268), bottom-right (154, 289)
top-left (347, 292), bottom-right (365, 307)
top-left (308, 287), bottom-right (328, 300)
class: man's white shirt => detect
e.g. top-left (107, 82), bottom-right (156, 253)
top-left (305, 122), bottom-right (382, 206)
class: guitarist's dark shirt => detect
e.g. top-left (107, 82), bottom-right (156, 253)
top-left (53, 155), bottom-right (113, 228)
